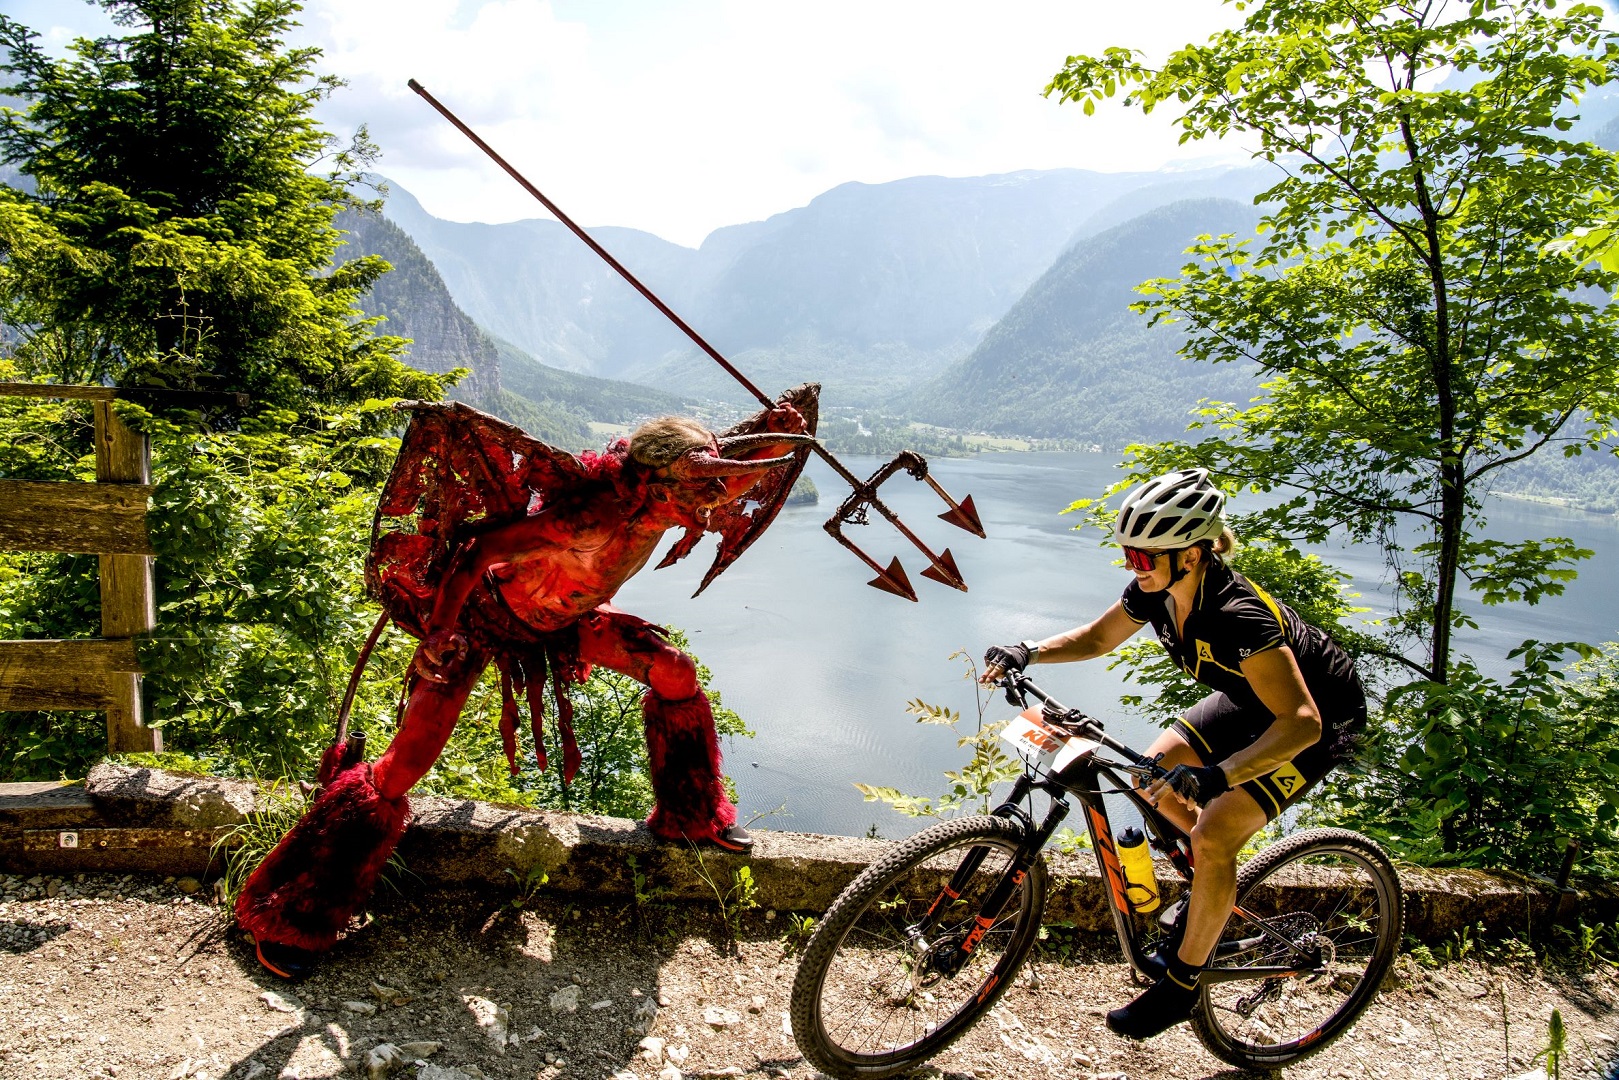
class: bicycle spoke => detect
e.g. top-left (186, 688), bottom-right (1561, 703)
top-left (794, 817), bottom-right (1042, 1072)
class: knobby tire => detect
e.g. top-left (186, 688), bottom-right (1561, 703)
top-left (789, 814), bottom-right (1044, 1079)
top-left (1191, 827), bottom-right (1404, 1070)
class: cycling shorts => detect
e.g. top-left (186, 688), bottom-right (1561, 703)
top-left (1170, 688), bottom-right (1362, 822)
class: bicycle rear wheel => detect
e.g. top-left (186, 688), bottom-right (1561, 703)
top-left (789, 814), bottom-right (1045, 1079)
top-left (1191, 827), bottom-right (1403, 1070)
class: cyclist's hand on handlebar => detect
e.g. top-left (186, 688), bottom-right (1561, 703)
top-left (981, 643), bottom-right (1032, 684)
top-left (1148, 763), bottom-right (1230, 811)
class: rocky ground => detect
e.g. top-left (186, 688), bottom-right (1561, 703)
top-left (1, 871), bottom-right (1617, 1080)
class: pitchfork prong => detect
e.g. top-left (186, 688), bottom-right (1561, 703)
top-left (921, 476), bottom-right (986, 538)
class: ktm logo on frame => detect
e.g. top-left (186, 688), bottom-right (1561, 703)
top-left (1271, 761), bottom-right (1306, 798)
top-left (1196, 640), bottom-right (1215, 662)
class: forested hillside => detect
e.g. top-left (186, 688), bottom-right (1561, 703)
top-left (332, 208), bottom-right (684, 449)
top-left (908, 199), bottom-right (1262, 444)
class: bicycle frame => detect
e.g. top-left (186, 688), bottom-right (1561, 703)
top-left (918, 673), bottom-right (1326, 987)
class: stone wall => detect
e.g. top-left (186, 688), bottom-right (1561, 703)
top-left (1, 764), bottom-right (1611, 942)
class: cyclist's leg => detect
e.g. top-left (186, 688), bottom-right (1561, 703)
top-left (1179, 787), bottom-right (1268, 968)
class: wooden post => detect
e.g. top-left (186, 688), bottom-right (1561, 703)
top-left (93, 401), bottom-right (160, 753)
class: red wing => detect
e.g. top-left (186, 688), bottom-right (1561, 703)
top-left (686, 383), bottom-right (820, 596)
top-left (366, 401), bottom-right (590, 636)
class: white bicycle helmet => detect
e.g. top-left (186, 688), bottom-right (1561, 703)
top-left (1113, 468), bottom-right (1226, 548)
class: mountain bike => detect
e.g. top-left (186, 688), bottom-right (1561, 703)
top-left (788, 671), bottom-right (1403, 1077)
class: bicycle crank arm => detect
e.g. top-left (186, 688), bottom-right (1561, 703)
top-left (1199, 963), bottom-right (1327, 985)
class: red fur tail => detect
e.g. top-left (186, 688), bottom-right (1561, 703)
top-left (234, 764), bottom-right (409, 951)
top-left (641, 690), bottom-right (737, 844)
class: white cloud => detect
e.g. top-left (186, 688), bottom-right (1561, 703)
top-left (8, 0), bottom-right (1253, 243)
top-left (291, 0), bottom-right (1243, 244)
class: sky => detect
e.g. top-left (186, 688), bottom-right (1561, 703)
top-left (0, 1), bottom-right (1341, 246)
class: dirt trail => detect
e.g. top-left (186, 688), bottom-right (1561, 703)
top-left (1, 871), bottom-right (1617, 1080)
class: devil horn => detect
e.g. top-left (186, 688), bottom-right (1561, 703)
top-left (668, 450), bottom-right (801, 479)
top-left (715, 432), bottom-right (817, 457)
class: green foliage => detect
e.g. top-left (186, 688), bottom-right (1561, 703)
top-left (780, 912), bottom-right (817, 957)
top-left (503, 864), bottom-right (549, 910)
top-left (0, 1), bottom-right (445, 778)
top-left (853, 651), bottom-right (1019, 819)
top-left (1047, 0), bottom-right (1619, 685)
top-left (405, 628), bottom-right (749, 816)
top-left (690, 849), bottom-right (758, 944)
top-left (1317, 642), bottom-right (1619, 878)
top-left (0, 0), bottom-right (444, 418)
top-left (211, 779), bottom-right (306, 909)
top-left (1538, 1008), bottom-right (1567, 1080)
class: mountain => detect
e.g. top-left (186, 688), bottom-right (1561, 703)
top-left (908, 198), bottom-right (1264, 447)
top-left (332, 208), bottom-right (685, 449)
top-left (376, 167), bottom-right (1268, 404)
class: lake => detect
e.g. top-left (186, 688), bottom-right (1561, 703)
top-left (611, 452), bottom-right (1619, 839)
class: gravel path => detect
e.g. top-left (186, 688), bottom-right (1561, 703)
top-left (1, 871), bottom-right (1617, 1080)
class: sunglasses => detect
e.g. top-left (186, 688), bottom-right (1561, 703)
top-left (1123, 546), bottom-right (1170, 572)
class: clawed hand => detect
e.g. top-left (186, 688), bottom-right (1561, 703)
top-left (412, 631), bottom-right (469, 682)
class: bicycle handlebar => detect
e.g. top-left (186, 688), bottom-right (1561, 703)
top-left (997, 670), bottom-right (1170, 781)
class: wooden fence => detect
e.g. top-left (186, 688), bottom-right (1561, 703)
top-left (0, 383), bottom-right (244, 752)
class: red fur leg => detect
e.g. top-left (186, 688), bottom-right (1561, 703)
top-left (234, 764), bottom-right (409, 952)
top-left (642, 690), bottom-right (737, 844)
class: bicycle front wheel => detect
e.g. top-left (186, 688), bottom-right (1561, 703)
top-left (789, 814), bottom-right (1046, 1079)
top-left (1191, 827), bottom-right (1404, 1070)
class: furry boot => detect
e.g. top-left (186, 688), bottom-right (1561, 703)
top-left (235, 762), bottom-right (409, 951)
top-left (641, 690), bottom-right (737, 844)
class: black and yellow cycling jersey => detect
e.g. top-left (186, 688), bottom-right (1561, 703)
top-left (1120, 559), bottom-right (1359, 723)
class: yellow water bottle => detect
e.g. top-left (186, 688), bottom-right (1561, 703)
top-left (1116, 826), bottom-right (1161, 913)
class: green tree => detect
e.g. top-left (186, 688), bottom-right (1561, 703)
top-left (0, 0), bottom-right (439, 417)
top-left (1049, 0), bottom-right (1619, 685)
top-left (0, 0), bottom-right (449, 779)
top-left (1051, 0), bottom-right (1619, 875)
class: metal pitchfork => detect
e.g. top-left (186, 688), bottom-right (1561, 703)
top-left (408, 79), bottom-right (985, 600)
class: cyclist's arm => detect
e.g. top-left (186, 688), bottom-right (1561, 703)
top-left (1217, 646), bottom-right (1323, 786)
top-left (1028, 600), bottom-right (1145, 664)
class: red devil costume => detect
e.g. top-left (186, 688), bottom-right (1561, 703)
top-left (236, 387), bottom-right (818, 976)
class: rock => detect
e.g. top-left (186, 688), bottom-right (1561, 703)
top-left (666, 1045), bottom-right (690, 1066)
top-left (464, 995), bottom-right (510, 1051)
top-left (657, 1069), bottom-right (681, 1080)
top-left (365, 1043), bottom-right (408, 1080)
top-left (241, 1064), bottom-right (268, 1080)
top-left (639, 1036), bottom-right (666, 1063)
top-left (630, 995), bottom-right (659, 1035)
top-left (701, 1007), bottom-right (742, 1029)
top-left (342, 1001), bottom-right (378, 1016)
top-left (611, 1072), bottom-right (640, 1080)
top-left (417, 1067), bottom-right (480, 1080)
top-left (175, 877), bottom-right (201, 895)
top-left (591, 998), bottom-right (614, 1010)
top-left (694, 1070), bottom-right (743, 1078)
top-left (370, 981), bottom-right (411, 1006)
top-left (398, 1041), bottom-right (441, 1058)
top-left (260, 991), bottom-right (302, 1014)
top-left (656, 992), bottom-right (672, 1007)
top-left (747, 995), bottom-right (765, 1013)
top-left (168, 1059), bottom-right (195, 1079)
top-left (549, 983), bottom-right (581, 1014)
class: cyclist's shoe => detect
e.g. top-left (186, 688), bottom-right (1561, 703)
top-left (254, 938), bottom-right (319, 981)
top-left (1107, 958), bottom-right (1201, 1040)
top-left (708, 823), bottom-right (753, 854)
top-left (1106, 973), bottom-right (1199, 1040)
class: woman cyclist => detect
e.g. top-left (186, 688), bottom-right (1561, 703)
top-left (982, 468), bottom-right (1365, 1041)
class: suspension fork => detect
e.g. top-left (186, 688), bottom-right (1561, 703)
top-left (926, 781), bottom-right (1071, 975)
